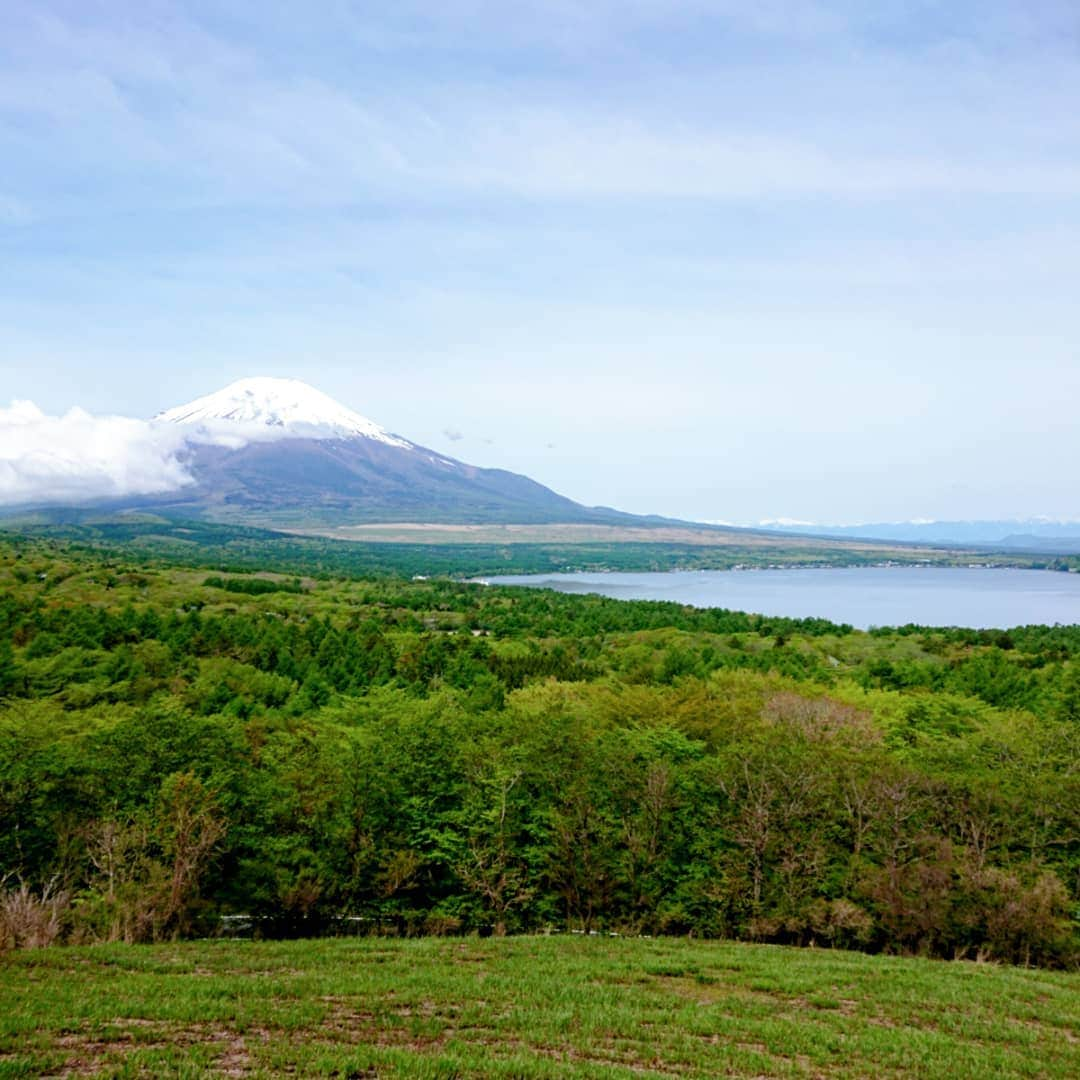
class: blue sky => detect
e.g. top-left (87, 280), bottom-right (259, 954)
top-left (2, 1), bottom-right (1079, 522)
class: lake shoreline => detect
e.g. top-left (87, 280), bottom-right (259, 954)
top-left (482, 566), bottom-right (1080, 630)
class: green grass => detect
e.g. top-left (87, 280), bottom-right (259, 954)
top-left (2, 937), bottom-right (1077, 1078)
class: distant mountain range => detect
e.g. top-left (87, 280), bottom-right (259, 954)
top-left (759, 519), bottom-right (1080, 554)
top-left (6, 377), bottom-right (651, 528)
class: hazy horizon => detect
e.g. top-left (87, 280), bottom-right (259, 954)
top-left (3, 2), bottom-right (1079, 523)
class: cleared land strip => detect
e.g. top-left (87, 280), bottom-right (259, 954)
top-left (3, 937), bottom-right (1077, 1078)
top-left (289, 521), bottom-right (946, 553)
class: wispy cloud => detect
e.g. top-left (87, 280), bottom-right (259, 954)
top-left (0, 194), bottom-right (33, 225)
top-left (4, 1), bottom-right (1078, 220)
top-left (416, 116), bottom-right (1080, 200)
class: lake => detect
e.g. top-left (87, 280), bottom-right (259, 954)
top-left (482, 567), bottom-right (1080, 630)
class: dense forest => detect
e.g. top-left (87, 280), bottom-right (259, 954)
top-left (1, 530), bottom-right (1078, 967)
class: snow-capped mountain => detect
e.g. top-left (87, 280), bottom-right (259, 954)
top-left (0, 377), bottom-right (645, 527)
top-left (156, 377), bottom-right (412, 447)
top-left (134, 376), bottom-right (629, 527)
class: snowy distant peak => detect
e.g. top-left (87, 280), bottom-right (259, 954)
top-left (156, 377), bottom-right (412, 447)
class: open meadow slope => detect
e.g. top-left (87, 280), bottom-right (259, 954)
top-left (2, 936), bottom-right (1079, 1078)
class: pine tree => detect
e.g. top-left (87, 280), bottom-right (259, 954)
top-left (0, 633), bottom-right (16, 696)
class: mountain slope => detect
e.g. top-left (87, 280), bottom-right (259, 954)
top-left (165, 434), bottom-right (620, 525)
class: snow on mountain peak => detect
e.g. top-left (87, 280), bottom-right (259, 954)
top-left (155, 377), bottom-right (411, 447)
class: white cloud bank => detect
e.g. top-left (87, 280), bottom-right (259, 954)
top-left (0, 398), bottom-right (360, 507)
top-left (0, 400), bottom-right (197, 507)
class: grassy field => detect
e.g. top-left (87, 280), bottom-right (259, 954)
top-left (287, 522), bottom-right (930, 552)
top-left (2, 937), bottom-right (1077, 1079)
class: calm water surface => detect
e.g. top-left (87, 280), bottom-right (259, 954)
top-left (483, 567), bottom-right (1080, 629)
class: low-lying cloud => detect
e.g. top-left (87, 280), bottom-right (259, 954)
top-left (0, 400), bottom-right (204, 507)
top-left (0, 399), bottom-right (367, 508)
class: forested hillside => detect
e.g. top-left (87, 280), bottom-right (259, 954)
top-left (1, 535), bottom-right (1077, 966)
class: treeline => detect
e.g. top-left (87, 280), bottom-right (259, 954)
top-left (202, 575), bottom-right (306, 596)
top-left (1, 539), bottom-right (1078, 967)
top-left (0, 517), bottom-right (1034, 579)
